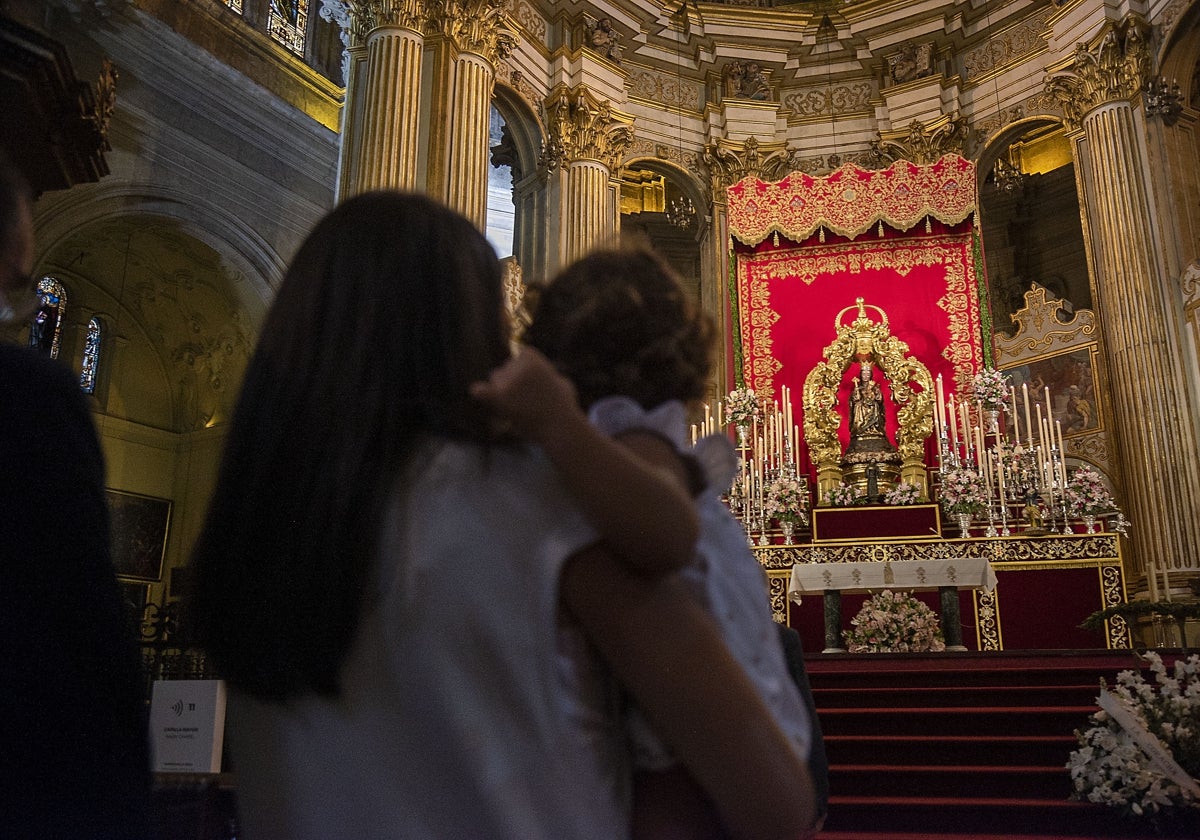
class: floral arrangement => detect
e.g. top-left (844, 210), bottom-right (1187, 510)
top-left (884, 481), bottom-right (924, 506)
top-left (822, 482), bottom-right (861, 507)
top-left (939, 468), bottom-right (986, 515)
top-left (844, 590), bottom-right (947, 653)
top-left (764, 477), bottom-right (807, 524)
top-left (969, 367), bottom-right (1011, 411)
top-left (1066, 466), bottom-right (1118, 517)
top-left (725, 387), bottom-right (760, 426)
top-left (1067, 651), bottom-right (1200, 819)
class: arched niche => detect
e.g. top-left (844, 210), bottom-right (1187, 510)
top-left (977, 118), bottom-right (1092, 339)
top-left (490, 82), bottom-right (549, 283)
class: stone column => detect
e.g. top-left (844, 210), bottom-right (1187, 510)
top-left (1045, 19), bottom-right (1200, 593)
top-left (423, 0), bottom-right (514, 227)
top-left (352, 0), bottom-right (425, 192)
top-left (541, 85), bottom-right (633, 267)
top-left (335, 3), bottom-right (372, 199)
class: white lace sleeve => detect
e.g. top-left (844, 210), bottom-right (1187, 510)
top-left (587, 395), bottom-right (738, 496)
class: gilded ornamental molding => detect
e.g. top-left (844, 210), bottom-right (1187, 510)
top-left (540, 86), bottom-right (634, 171)
top-left (1043, 17), bottom-right (1152, 132)
top-left (993, 283), bottom-right (1097, 366)
top-left (870, 116), bottom-right (966, 166)
top-left (701, 136), bottom-right (799, 194)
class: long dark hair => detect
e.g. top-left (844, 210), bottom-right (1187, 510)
top-left (191, 192), bottom-right (507, 701)
top-left (525, 245), bottom-right (714, 410)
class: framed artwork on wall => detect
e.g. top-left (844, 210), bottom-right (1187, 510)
top-left (1000, 345), bottom-right (1101, 438)
top-left (106, 489), bottom-right (172, 582)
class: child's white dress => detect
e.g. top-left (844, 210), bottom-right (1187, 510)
top-left (588, 396), bottom-right (812, 770)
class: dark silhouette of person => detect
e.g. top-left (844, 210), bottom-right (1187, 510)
top-left (0, 151), bottom-right (151, 840)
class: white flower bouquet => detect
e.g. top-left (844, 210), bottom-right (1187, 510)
top-left (939, 468), bottom-right (986, 515)
top-left (844, 590), bottom-right (946, 653)
top-left (884, 481), bottom-right (924, 506)
top-left (1066, 466), bottom-right (1117, 517)
top-left (969, 367), bottom-right (1010, 411)
top-left (1068, 652), bottom-right (1200, 820)
top-left (764, 477), bottom-right (806, 524)
top-left (822, 481), bottom-right (861, 507)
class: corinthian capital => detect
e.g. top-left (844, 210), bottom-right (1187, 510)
top-left (1043, 17), bottom-right (1151, 131)
top-left (426, 0), bottom-right (517, 62)
top-left (701, 136), bottom-right (799, 192)
top-left (367, 0), bottom-right (426, 33)
top-left (871, 117), bottom-right (964, 166)
top-left (540, 86), bottom-right (635, 172)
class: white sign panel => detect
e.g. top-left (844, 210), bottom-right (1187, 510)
top-left (149, 679), bottom-right (227, 773)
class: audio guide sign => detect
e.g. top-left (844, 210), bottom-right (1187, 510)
top-left (149, 679), bottom-right (227, 773)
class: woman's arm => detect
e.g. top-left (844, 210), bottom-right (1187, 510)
top-left (472, 347), bottom-right (697, 574)
top-left (561, 544), bottom-right (818, 839)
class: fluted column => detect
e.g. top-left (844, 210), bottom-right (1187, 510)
top-left (443, 52), bottom-right (494, 226)
top-left (563, 160), bottom-right (611, 262)
top-left (1045, 18), bottom-right (1200, 593)
top-left (335, 4), bottom-right (373, 199)
top-left (351, 0), bottom-right (426, 192)
top-left (541, 85), bottom-right (633, 267)
top-left (422, 0), bottom-right (514, 226)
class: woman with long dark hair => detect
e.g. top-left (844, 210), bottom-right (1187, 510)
top-left (192, 193), bottom-right (813, 839)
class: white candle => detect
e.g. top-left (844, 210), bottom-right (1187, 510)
top-left (1022, 383), bottom-right (1032, 445)
top-left (1010, 386), bottom-right (1020, 446)
top-left (949, 394), bottom-right (959, 454)
top-left (936, 374), bottom-right (946, 436)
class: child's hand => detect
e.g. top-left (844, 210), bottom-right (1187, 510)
top-left (470, 347), bottom-right (583, 442)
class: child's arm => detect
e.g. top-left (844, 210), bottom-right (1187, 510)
top-left (471, 347), bottom-right (698, 574)
top-left (561, 543), bottom-right (818, 839)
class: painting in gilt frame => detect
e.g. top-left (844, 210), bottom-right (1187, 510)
top-left (1000, 346), bottom-right (1101, 438)
top-left (107, 490), bottom-right (171, 582)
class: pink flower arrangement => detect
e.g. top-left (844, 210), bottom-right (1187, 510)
top-left (844, 590), bottom-right (946, 653)
top-left (725, 387), bottom-right (760, 426)
top-left (1065, 466), bottom-right (1117, 517)
top-left (822, 481), bottom-right (861, 507)
top-left (764, 477), bottom-right (806, 524)
top-left (939, 468), bottom-right (986, 515)
top-left (969, 367), bottom-right (1010, 411)
top-left (884, 481), bottom-right (924, 505)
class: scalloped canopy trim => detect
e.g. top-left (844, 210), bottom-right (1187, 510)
top-left (726, 154), bottom-right (978, 246)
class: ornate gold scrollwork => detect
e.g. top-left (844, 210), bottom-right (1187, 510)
top-left (701, 136), bottom-right (799, 194)
top-left (802, 298), bottom-right (934, 495)
top-left (540, 86), bottom-right (634, 172)
top-left (869, 116), bottom-right (965, 166)
top-left (1043, 16), bottom-right (1152, 132)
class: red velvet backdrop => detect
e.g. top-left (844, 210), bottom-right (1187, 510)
top-left (732, 221), bottom-right (985, 482)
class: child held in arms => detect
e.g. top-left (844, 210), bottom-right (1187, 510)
top-left (473, 244), bottom-right (819, 838)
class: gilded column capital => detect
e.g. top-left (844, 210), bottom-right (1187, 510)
top-left (539, 86), bottom-right (634, 172)
top-left (364, 0), bottom-right (425, 33)
top-left (701, 136), bottom-right (798, 193)
top-left (870, 117), bottom-right (965, 167)
top-left (1043, 17), bottom-right (1151, 132)
top-left (426, 0), bottom-right (516, 63)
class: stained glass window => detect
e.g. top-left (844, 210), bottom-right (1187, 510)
top-left (30, 277), bottom-right (66, 360)
top-left (81, 317), bottom-right (103, 394)
top-left (268, 0), bottom-right (308, 56)
top-left (221, 0), bottom-right (244, 13)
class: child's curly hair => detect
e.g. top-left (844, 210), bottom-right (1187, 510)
top-left (525, 245), bottom-right (715, 410)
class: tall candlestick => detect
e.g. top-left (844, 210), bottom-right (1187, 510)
top-left (936, 374), bottom-right (946, 436)
top-left (1010, 386), bottom-right (1020, 446)
top-left (1022, 383), bottom-right (1032, 446)
top-left (949, 394), bottom-right (958, 454)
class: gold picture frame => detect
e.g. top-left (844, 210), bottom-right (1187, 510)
top-left (106, 489), bottom-right (171, 582)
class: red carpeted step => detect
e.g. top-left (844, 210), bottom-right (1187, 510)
top-left (817, 705), bottom-right (1095, 737)
top-left (828, 764), bottom-right (1072, 800)
top-left (819, 795), bottom-right (1200, 837)
top-left (813, 684), bottom-right (1101, 709)
top-left (823, 734), bottom-right (1077, 767)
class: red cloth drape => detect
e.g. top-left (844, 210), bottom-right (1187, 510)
top-left (733, 220), bottom-right (984, 482)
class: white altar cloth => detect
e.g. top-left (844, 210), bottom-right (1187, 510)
top-left (789, 557), bottom-right (998, 603)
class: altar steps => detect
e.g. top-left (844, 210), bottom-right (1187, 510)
top-left (806, 649), bottom-right (1200, 839)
